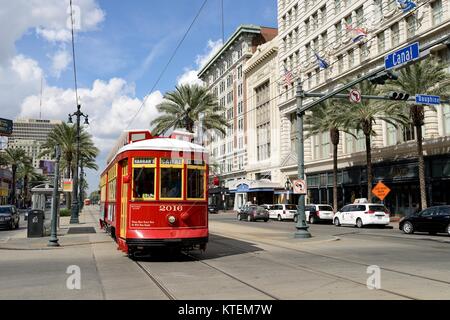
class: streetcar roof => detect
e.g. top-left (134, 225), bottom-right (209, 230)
top-left (116, 138), bottom-right (206, 156)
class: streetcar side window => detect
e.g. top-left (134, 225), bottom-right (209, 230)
top-left (133, 168), bottom-right (155, 199)
top-left (187, 169), bottom-right (205, 199)
top-left (160, 168), bottom-right (183, 199)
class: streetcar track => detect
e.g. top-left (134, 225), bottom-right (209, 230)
top-left (183, 252), bottom-right (280, 300)
top-left (211, 231), bottom-right (450, 299)
top-left (134, 260), bottom-right (177, 300)
top-left (335, 230), bottom-right (450, 244)
top-left (209, 236), bottom-right (417, 300)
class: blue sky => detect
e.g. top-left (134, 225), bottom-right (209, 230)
top-left (1, 0), bottom-right (277, 193)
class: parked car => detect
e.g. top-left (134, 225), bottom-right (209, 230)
top-left (305, 204), bottom-right (334, 224)
top-left (208, 204), bottom-right (219, 214)
top-left (333, 203), bottom-right (390, 228)
top-left (269, 204), bottom-right (297, 221)
top-left (399, 205), bottom-right (450, 236)
top-left (0, 205), bottom-right (20, 230)
top-left (237, 205), bottom-right (269, 222)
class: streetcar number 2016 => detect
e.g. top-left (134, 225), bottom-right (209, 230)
top-left (159, 205), bottom-right (183, 212)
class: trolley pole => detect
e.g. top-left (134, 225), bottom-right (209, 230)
top-left (48, 145), bottom-right (61, 247)
top-left (294, 79), bottom-right (311, 239)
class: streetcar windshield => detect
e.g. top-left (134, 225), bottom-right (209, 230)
top-left (160, 168), bottom-right (182, 199)
top-left (187, 169), bottom-right (205, 199)
top-left (133, 168), bottom-right (155, 199)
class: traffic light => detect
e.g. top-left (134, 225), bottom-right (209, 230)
top-left (388, 91), bottom-right (410, 101)
top-left (368, 71), bottom-right (398, 85)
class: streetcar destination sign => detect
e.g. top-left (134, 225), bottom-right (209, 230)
top-left (384, 42), bottom-right (419, 70)
top-left (415, 94), bottom-right (441, 106)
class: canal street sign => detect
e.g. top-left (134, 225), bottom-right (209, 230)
top-left (415, 94), bottom-right (441, 106)
top-left (0, 118), bottom-right (13, 136)
top-left (293, 179), bottom-right (307, 195)
top-left (384, 42), bottom-right (420, 71)
top-left (372, 181), bottom-right (391, 201)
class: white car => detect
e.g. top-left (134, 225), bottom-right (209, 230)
top-left (305, 204), bottom-right (334, 224)
top-left (268, 204), bottom-right (297, 221)
top-left (333, 203), bottom-right (390, 228)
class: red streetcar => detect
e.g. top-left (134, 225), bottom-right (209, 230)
top-left (99, 130), bottom-right (209, 257)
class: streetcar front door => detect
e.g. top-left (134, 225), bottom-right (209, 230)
top-left (120, 160), bottom-right (129, 239)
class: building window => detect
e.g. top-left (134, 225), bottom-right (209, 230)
top-left (255, 81), bottom-right (271, 161)
top-left (290, 113), bottom-right (298, 153)
top-left (348, 49), bottom-right (355, 68)
top-left (238, 156), bottom-right (244, 170)
top-left (377, 31), bottom-right (385, 54)
top-left (238, 118), bottom-right (244, 131)
top-left (337, 55), bottom-right (344, 73)
top-left (386, 123), bottom-right (397, 146)
top-left (239, 136), bottom-right (244, 149)
top-left (335, 22), bottom-right (342, 39)
top-left (335, 0), bottom-right (341, 14)
top-left (391, 23), bottom-right (400, 47)
top-left (304, 19), bottom-right (310, 37)
top-left (444, 105), bottom-right (450, 135)
top-left (356, 130), bottom-right (366, 152)
top-left (238, 65), bottom-right (243, 79)
top-left (431, 0), bottom-right (443, 26)
top-left (238, 101), bottom-right (243, 114)
top-left (406, 15), bottom-right (417, 38)
top-left (387, 0), bottom-right (397, 11)
top-left (355, 6), bottom-right (364, 26)
top-left (402, 124), bottom-right (415, 142)
top-left (320, 5), bottom-right (327, 24)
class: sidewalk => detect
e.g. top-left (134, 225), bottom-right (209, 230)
top-left (0, 206), bottom-right (171, 299)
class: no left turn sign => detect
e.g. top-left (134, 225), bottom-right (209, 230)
top-left (349, 89), bottom-right (362, 103)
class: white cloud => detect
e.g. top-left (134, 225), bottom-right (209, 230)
top-left (50, 50), bottom-right (71, 78)
top-left (19, 78), bottom-right (163, 159)
top-left (177, 39), bottom-right (223, 86)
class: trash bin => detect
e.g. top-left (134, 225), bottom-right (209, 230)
top-left (27, 210), bottom-right (45, 238)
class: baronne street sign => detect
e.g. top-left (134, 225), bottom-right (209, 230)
top-left (415, 94), bottom-right (441, 106)
top-left (0, 118), bottom-right (13, 136)
top-left (385, 42), bottom-right (420, 71)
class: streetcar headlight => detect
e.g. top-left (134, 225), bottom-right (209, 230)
top-left (168, 216), bottom-right (176, 224)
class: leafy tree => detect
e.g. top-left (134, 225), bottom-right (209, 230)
top-left (382, 56), bottom-right (450, 209)
top-left (343, 81), bottom-right (409, 200)
top-left (151, 84), bottom-right (228, 137)
top-left (0, 148), bottom-right (31, 205)
top-left (305, 100), bottom-right (355, 211)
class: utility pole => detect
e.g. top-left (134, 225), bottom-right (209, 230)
top-left (294, 80), bottom-right (311, 239)
top-left (48, 145), bottom-right (61, 247)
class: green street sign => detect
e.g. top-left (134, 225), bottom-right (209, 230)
top-left (0, 118), bottom-right (13, 136)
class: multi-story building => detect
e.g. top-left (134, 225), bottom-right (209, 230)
top-left (7, 119), bottom-right (62, 172)
top-left (277, 0), bottom-right (450, 215)
top-left (198, 25), bottom-right (277, 208)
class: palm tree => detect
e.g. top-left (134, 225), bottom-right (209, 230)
top-left (382, 57), bottom-right (450, 209)
top-left (40, 123), bottom-right (99, 209)
top-left (0, 148), bottom-right (31, 205)
top-left (305, 99), bottom-right (355, 211)
top-left (151, 84), bottom-right (228, 137)
top-left (343, 81), bottom-right (409, 201)
top-left (17, 160), bottom-right (42, 207)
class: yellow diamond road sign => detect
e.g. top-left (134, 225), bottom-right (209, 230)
top-left (372, 181), bottom-right (391, 201)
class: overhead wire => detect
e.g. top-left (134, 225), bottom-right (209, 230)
top-left (125, 0), bottom-right (210, 129)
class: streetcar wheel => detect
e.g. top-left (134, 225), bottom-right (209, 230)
top-left (334, 218), bottom-right (341, 226)
top-left (402, 221), bottom-right (414, 234)
top-left (277, 215), bottom-right (282, 221)
top-left (356, 218), bottom-right (363, 228)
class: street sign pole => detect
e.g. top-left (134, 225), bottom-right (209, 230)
top-left (294, 80), bottom-right (311, 239)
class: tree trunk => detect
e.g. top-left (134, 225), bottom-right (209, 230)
top-left (365, 134), bottom-right (373, 201)
top-left (11, 165), bottom-right (17, 206)
top-left (416, 124), bottom-right (427, 210)
top-left (330, 128), bottom-right (340, 213)
top-left (24, 174), bottom-right (29, 207)
top-left (66, 161), bottom-right (72, 210)
top-left (333, 142), bottom-right (338, 213)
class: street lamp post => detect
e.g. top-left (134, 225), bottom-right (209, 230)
top-left (79, 160), bottom-right (84, 212)
top-left (294, 79), bottom-right (312, 238)
top-left (285, 178), bottom-right (292, 204)
top-left (68, 104), bottom-right (89, 224)
top-left (48, 145), bottom-right (61, 247)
